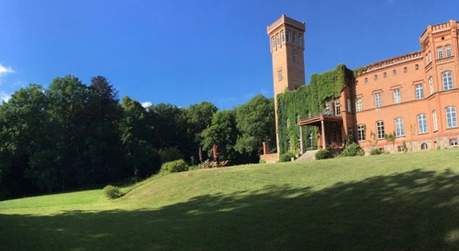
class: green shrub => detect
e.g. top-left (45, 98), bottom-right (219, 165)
top-left (279, 152), bottom-right (295, 162)
top-left (370, 148), bottom-right (384, 155)
top-left (315, 148), bottom-right (333, 160)
top-left (340, 143), bottom-right (365, 157)
top-left (103, 185), bottom-right (123, 199)
top-left (161, 159), bottom-right (189, 174)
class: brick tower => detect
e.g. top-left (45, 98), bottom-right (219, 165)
top-left (267, 15), bottom-right (306, 155)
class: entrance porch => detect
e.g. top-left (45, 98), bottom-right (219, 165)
top-left (298, 114), bottom-right (345, 151)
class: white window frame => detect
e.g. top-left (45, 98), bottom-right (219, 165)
top-left (415, 84), bottom-right (424, 99)
top-left (443, 71), bottom-right (453, 90)
top-left (376, 120), bottom-right (385, 139)
top-left (417, 113), bottom-right (428, 134)
top-left (393, 88), bottom-right (401, 104)
top-left (334, 100), bottom-right (341, 116)
top-left (374, 92), bottom-right (382, 108)
top-left (446, 45), bottom-right (452, 58)
top-left (394, 117), bottom-right (405, 138)
top-left (446, 106), bottom-right (457, 129)
top-left (437, 47), bottom-right (444, 60)
top-left (356, 98), bottom-right (363, 112)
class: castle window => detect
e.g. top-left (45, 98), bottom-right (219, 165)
top-left (394, 117), bottom-right (405, 137)
top-left (374, 74), bottom-right (378, 80)
top-left (280, 30), bottom-right (285, 44)
top-left (446, 106), bottom-right (457, 129)
top-left (286, 30), bottom-right (291, 42)
top-left (376, 121), bottom-right (385, 139)
top-left (393, 88), bottom-right (401, 104)
top-left (383, 72), bottom-right (387, 78)
top-left (356, 98), bottom-right (363, 112)
top-left (417, 113), bottom-right (428, 134)
top-left (334, 100), bottom-right (341, 116)
top-left (357, 124), bottom-right (366, 141)
top-left (374, 92), bottom-right (382, 108)
top-left (415, 83), bottom-right (424, 99)
top-left (437, 47), bottom-right (444, 60)
top-left (429, 77), bottom-right (434, 94)
top-left (403, 67), bottom-right (408, 73)
top-left (277, 69), bottom-right (283, 81)
top-left (442, 71), bottom-right (453, 90)
top-left (432, 110), bottom-right (438, 131)
top-left (364, 78), bottom-right (368, 84)
top-left (415, 64), bottom-right (419, 70)
top-left (446, 45), bottom-right (452, 58)
top-left (392, 69), bottom-right (397, 76)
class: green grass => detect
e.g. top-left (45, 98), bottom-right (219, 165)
top-left (2, 150), bottom-right (459, 250)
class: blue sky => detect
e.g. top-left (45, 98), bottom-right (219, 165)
top-left (0, 0), bottom-right (458, 108)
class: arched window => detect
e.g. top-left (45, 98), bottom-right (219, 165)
top-left (417, 113), bottom-right (428, 134)
top-left (442, 71), bottom-right (453, 90)
top-left (428, 76), bottom-right (434, 95)
top-left (421, 143), bottom-right (428, 150)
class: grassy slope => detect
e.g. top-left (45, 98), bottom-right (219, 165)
top-left (1, 150), bottom-right (459, 250)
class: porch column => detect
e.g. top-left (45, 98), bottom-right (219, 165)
top-left (299, 125), bottom-right (304, 154)
top-left (321, 120), bottom-right (326, 149)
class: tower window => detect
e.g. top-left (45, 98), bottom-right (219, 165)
top-left (277, 69), bottom-right (283, 82)
top-left (393, 88), bottom-right (401, 104)
top-left (415, 64), bottom-right (419, 70)
top-left (403, 66), bottom-right (408, 73)
top-left (415, 83), bottom-right (424, 99)
top-left (356, 98), bottom-right (363, 112)
top-left (437, 47), bottom-right (444, 60)
top-left (383, 72), bottom-right (387, 78)
top-left (429, 77), bottom-right (434, 95)
top-left (446, 45), bottom-right (452, 57)
top-left (442, 71), bottom-right (453, 90)
top-left (392, 69), bottom-right (397, 76)
top-left (374, 92), bottom-right (382, 108)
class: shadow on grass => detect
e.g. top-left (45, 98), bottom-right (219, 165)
top-left (2, 169), bottom-right (459, 251)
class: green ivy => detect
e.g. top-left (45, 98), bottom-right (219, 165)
top-left (277, 64), bottom-right (354, 154)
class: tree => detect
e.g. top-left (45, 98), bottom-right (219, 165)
top-left (234, 95), bottom-right (275, 162)
top-left (120, 97), bottom-right (160, 178)
top-left (184, 102), bottom-right (218, 162)
top-left (201, 111), bottom-right (239, 163)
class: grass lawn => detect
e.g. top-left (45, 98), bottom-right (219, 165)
top-left (1, 150), bottom-right (459, 250)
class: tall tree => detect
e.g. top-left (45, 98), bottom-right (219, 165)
top-left (234, 95), bottom-right (275, 162)
top-left (120, 97), bottom-right (160, 178)
top-left (201, 110), bottom-right (239, 163)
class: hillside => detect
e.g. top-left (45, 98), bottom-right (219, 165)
top-left (1, 150), bottom-right (459, 250)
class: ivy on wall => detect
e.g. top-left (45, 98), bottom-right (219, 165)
top-left (276, 64), bottom-right (354, 154)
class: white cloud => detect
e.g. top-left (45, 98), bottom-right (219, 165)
top-left (141, 101), bottom-right (152, 108)
top-left (0, 91), bottom-right (11, 103)
top-left (0, 64), bottom-right (14, 76)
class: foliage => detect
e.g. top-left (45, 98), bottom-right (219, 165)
top-left (234, 95), bottom-right (275, 162)
top-left (276, 64), bottom-right (354, 154)
top-left (160, 159), bottom-right (189, 174)
top-left (103, 185), bottom-right (123, 199)
top-left (279, 152), bottom-right (295, 162)
top-left (158, 147), bottom-right (183, 163)
top-left (315, 148), bottom-right (333, 160)
top-left (201, 111), bottom-right (239, 163)
top-left (370, 148), bottom-right (384, 155)
top-left (340, 142), bottom-right (365, 157)
top-left (384, 133), bottom-right (396, 146)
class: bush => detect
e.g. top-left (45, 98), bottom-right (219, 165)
top-left (279, 152), bottom-right (295, 162)
top-left (315, 148), bottom-right (333, 160)
top-left (103, 185), bottom-right (123, 199)
top-left (160, 159), bottom-right (189, 174)
top-left (340, 142), bottom-right (365, 157)
top-left (370, 148), bottom-right (384, 155)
